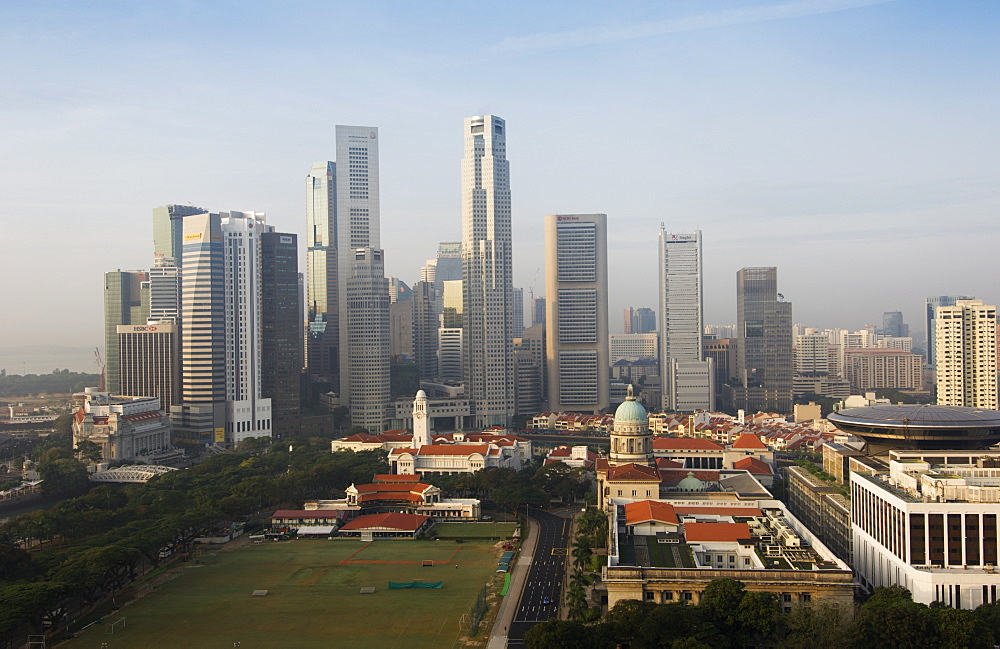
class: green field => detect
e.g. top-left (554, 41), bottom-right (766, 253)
top-left (433, 522), bottom-right (518, 539)
top-left (62, 538), bottom-right (503, 649)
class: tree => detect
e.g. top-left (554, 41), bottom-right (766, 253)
top-left (524, 619), bottom-right (613, 649)
top-left (850, 586), bottom-right (935, 649)
top-left (700, 577), bottom-right (746, 628)
top-left (930, 606), bottom-right (992, 649)
top-left (777, 603), bottom-right (850, 648)
top-left (39, 458), bottom-right (89, 497)
top-left (74, 439), bottom-right (103, 463)
top-left (736, 591), bottom-right (781, 643)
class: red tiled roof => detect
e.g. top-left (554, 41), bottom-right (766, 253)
top-left (123, 411), bottom-right (164, 423)
top-left (655, 458), bottom-right (685, 469)
top-left (652, 437), bottom-right (724, 451)
top-left (414, 444), bottom-right (491, 456)
top-left (354, 483), bottom-right (431, 495)
top-left (684, 522), bottom-right (751, 543)
top-left (339, 512), bottom-right (430, 532)
top-left (373, 474), bottom-right (421, 482)
top-left (731, 433), bottom-right (768, 450)
top-left (733, 457), bottom-right (772, 475)
top-left (607, 463), bottom-right (661, 482)
top-left (624, 500), bottom-right (679, 526)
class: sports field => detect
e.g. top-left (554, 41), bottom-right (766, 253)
top-left (62, 538), bottom-right (503, 649)
top-left (433, 521), bottom-right (518, 539)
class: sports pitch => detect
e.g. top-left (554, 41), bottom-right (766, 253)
top-left (62, 538), bottom-right (503, 649)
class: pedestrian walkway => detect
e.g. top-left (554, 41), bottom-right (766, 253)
top-left (487, 516), bottom-right (540, 649)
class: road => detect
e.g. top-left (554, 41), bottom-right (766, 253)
top-left (505, 508), bottom-right (571, 647)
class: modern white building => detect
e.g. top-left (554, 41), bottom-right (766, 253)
top-left (610, 333), bottom-right (659, 363)
top-left (461, 115), bottom-right (515, 427)
top-left (545, 213), bottom-right (609, 413)
top-left (852, 450), bottom-right (1000, 608)
top-left (935, 299), bottom-right (998, 409)
top-left (336, 126), bottom-right (390, 432)
top-left (147, 258), bottom-right (181, 324)
top-left (221, 212), bottom-right (273, 442)
top-left (658, 229), bottom-right (713, 411)
top-left (343, 247), bottom-right (390, 432)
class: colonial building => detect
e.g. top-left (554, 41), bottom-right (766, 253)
top-left (307, 474), bottom-right (480, 520)
top-left (72, 388), bottom-right (172, 463)
top-left (602, 500), bottom-right (853, 612)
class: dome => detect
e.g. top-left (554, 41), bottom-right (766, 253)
top-left (614, 385), bottom-right (648, 423)
top-left (677, 472), bottom-right (705, 492)
top-left (415, 389), bottom-right (427, 399)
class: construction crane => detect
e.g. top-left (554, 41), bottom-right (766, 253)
top-left (94, 347), bottom-right (106, 391)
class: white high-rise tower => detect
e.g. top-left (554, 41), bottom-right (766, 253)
top-left (461, 115), bottom-right (514, 428)
top-left (658, 229), bottom-right (713, 412)
top-left (936, 299), bottom-right (998, 409)
top-left (321, 125), bottom-right (389, 433)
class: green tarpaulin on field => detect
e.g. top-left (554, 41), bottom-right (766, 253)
top-left (388, 581), bottom-right (443, 589)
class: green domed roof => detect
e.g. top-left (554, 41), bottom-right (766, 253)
top-left (614, 385), bottom-right (648, 423)
top-left (677, 472), bottom-right (705, 492)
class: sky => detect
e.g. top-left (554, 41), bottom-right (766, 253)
top-left (1, 0), bottom-right (998, 371)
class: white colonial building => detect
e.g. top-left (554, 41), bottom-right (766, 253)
top-left (72, 388), bottom-right (172, 463)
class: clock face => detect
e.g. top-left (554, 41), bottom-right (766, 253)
top-left (369, 131), bottom-right (376, 139)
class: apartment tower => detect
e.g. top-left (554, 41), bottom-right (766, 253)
top-left (935, 299), bottom-right (998, 409)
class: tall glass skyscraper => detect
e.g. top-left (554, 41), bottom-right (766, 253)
top-left (735, 267), bottom-right (793, 414)
top-left (103, 270), bottom-right (149, 395)
top-left (461, 115), bottom-right (515, 427)
top-left (305, 127), bottom-right (390, 432)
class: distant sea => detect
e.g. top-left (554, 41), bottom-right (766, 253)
top-left (0, 346), bottom-right (98, 375)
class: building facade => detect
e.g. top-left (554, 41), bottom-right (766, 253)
top-left (843, 348), bottom-right (923, 392)
top-left (260, 231), bottom-right (303, 439)
top-left (545, 213), bottom-right (609, 413)
top-left (926, 295), bottom-right (975, 368)
top-left (305, 160), bottom-right (338, 387)
top-left (935, 299), bottom-right (998, 409)
top-left (461, 115), bottom-right (515, 427)
top-left (117, 323), bottom-right (179, 411)
top-left (659, 230), bottom-right (712, 412)
top-left (734, 267), bottom-right (793, 414)
top-left (104, 270), bottom-right (149, 394)
top-left (852, 450), bottom-right (1000, 608)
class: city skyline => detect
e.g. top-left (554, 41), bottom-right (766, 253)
top-left (2, 1), bottom-right (1000, 358)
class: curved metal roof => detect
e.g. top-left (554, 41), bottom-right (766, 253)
top-left (829, 404), bottom-right (1000, 429)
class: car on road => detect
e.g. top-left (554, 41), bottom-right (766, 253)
top-left (542, 596), bottom-right (551, 605)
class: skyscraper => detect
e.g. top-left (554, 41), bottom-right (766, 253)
top-left (735, 267), bottom-right (793, 414)
top-left (343, 247), bottom-right (390, 432)
top-left (220, 212), bottom-right (272, 442)
top-left (172, 212), bottom-right (226, 443)
top-left (512, 287), bottom-right (524, 339)
top-left (461, 115), bottom-right (514, 427)
top-left (545, 213), bottom-right (609, 414)
top-left (104, 270), bottom-right (149, 394)
top-left (117, 323), bottom-right (179, 410)
top-left (658, 229), bottom-right (713, 411)
top-left (152, 204), bottom-right (207, 265)
top-left (935, 299), bottom-right (998, 409)
top-left (926, 295), bottom-right (975, 368)
top-left (148, 259), bottom-right (180, 324)
top-left (633, 308), bottom-right (656, 334)
top-left (261, 231), bottom-right (303, 439)
top-left (305, 161), bottom-right (338, 386)
top-left (306, 126), bottom-right (390, 431)
top-left (171, 211), bottom-right (274, 444)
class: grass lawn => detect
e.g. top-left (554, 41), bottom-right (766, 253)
top-left (61, 538), bottom-right (503, 649)
top-left (432, 522), bottom-right (518, 539)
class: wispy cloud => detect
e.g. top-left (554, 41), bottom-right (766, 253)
top-left (492, 0), bottom-right (898, 55)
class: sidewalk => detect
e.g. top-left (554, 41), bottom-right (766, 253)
top-left (486, 516), bottom-right (540, 649)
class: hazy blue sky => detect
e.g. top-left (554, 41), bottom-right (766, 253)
top-left (2, 0), bottom-right (998, 370)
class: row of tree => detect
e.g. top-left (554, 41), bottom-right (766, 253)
top-left (0, 370), bottom-right (99, 398)
top-left (526, 581), bottom-right (1000, 649)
